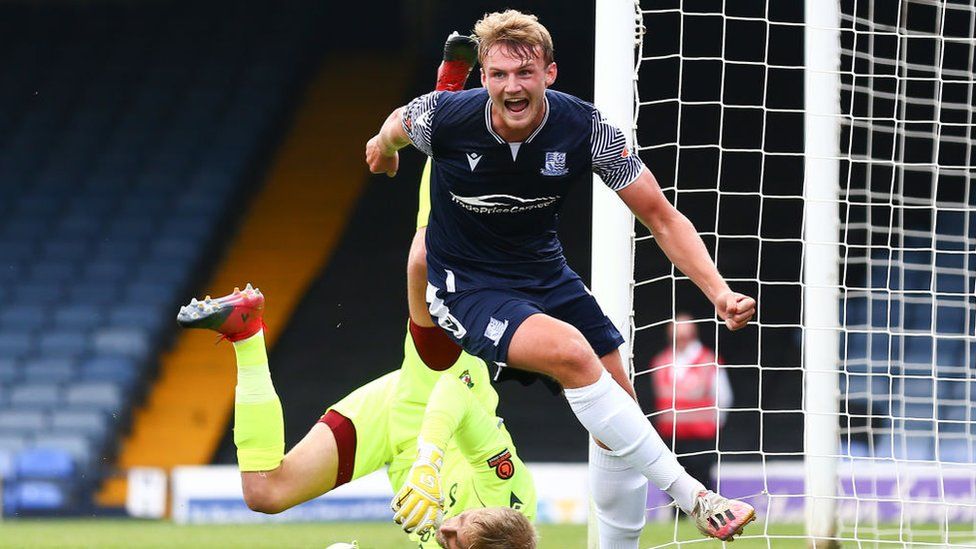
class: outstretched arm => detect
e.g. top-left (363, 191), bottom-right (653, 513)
top-left (391, 374), bottom-right (501, 534)
top-left (366, 107), bottom-right (411, 177)
top-left (617, 169), bottom-right (756, 331)
top-left (420, 375), bottom-right (499, 458)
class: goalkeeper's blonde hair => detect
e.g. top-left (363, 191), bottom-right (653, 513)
top-left (465, 507), bottom-right (537, 549)
top-left (474, 10), bottom-right (554, 66)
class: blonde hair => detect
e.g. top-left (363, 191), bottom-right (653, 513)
top-left (464, 507), bottom-right (538, 549)
top-left (474, 10), bottom-right (554, 66)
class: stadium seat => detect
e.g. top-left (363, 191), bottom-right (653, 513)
top-left (65, 382), bottom-right (123, 413)
top-left (53, 304), bottom-right (105, 330)
top-left (38, 330), bottom-right (91, 358)
top-left (93, 327), bottom-right (149, 359)
top-left (31, 260), bottom-right (78, 283)
top-left (0, 410), bottom-right (47, 434)
top-left (10, 282), bottom-right (65, 305)
top-left (0, 435), bottom-right (28, 455)
top-left (79, 356), bottom-right (139, 387)
top-left (0, 332), bottom-right (34, 361)
top-left (66, 281), bottom-right (117, 306)
top-left (110, 300), bottom-right (166, 325)
top-left (81, 260), bottom-right (131, 284)
top-left (15, 448), bottom-right (74, 480)
top-left (10, 384), bottom-right (62, 410)
top-left (32, 434), bottom-right (92, 467)
top-left (42, 238), bottom-right (91, 262)
top-left (21, 358), bottom-right (77, 384)
top-left (0, 359), bottom-right (20, 383)
top-left (0, 304), bottom-right (48, 330)
top-left (49, 410), bottom-right (108, 439)
top-left (0, 449), bottom-right (14, 479)
top-left (937, 439), bottom-right (974, 463)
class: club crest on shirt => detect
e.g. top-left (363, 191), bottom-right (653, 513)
top-left (540, 151), bottom-right (568, 176)
top-left (487, 449), bottom-right (515, 480)
top-left (458, 369), bottom-right (474, 389)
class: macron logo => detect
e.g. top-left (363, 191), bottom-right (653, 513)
top-left (467, 152), bottom-right (483, 171)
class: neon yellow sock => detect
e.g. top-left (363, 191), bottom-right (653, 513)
top-left (232, 330), bottom-right (284, 472)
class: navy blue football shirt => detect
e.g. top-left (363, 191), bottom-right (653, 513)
top-left (402, 87), bottom-right (644, 291)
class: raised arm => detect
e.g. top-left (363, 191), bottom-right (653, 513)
top-left (365, 107), bottom-right (411, 177)
top-left (366, 92), bottom-right (442, 178)
top-left (617, 169), bottom-right (756, 331)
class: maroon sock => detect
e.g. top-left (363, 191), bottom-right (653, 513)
top-left (408, 318), bottom-right (462, 371)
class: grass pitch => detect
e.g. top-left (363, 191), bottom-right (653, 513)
top-left (4, 519), bottom-right (974, 548)
top-left (0, 519), bottom-right (813, 548)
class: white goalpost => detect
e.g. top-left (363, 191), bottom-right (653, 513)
top-left (592, 0), bottom-right (975, 547)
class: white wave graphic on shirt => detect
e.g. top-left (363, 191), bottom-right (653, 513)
top-left (450, 192), bottom-right (559, 214)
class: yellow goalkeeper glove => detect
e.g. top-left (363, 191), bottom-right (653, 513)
top-left (391, 438), bottom-right (444, 535)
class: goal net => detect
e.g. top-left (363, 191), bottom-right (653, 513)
top-left (592, 0), bottom-right (975, 547)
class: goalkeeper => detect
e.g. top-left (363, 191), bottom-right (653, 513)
top-left (178, 288), bottom-right (535, 548)
top-left (176, 33), bottom-right (536, 549)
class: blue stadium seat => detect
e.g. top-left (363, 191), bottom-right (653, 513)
top-left (15, 448), bottom-right (74, 480)
top-left (38, 329), bottom-right (90, 358)
top-left (0, 240), bottom-right (35, 262)
top-left (936, 273), bottom-right (965, 294)
top-left (152, 237), bottom-right (198, 262)
top-left (21, 358), bottom-right (76, 384)
top-left (108, 304), bottom-right (165, 335)
top-left (82, 260), bottom-right (131, 283)
top-left (93, 239), bottom-right (144, 262)
top-left (10, 282), bottom-right (65, 305)
top-left (0, 359), bottom-right (20, 383)
top-left (93, 327), bottom-right (149, 359)
top-left (937, 439), bottom-right (974, 463)
top-left (79, 356), bottom-right (139, 386)
top-left (53, 304), bottom-right (105, 330)
top-left (874, 433), bottom-right (935, 461)
top-left (903, 301), bottom-right (932, 331)
top-left (0, 410), bottom-right (47, 435)
top-left (936, 338), bottom-right (966, 372)
top-left (66, 281), bottom-right (117, 306)
top-left (31, 260), bottom-right (78, 283)
top-left (65, 382), bottom-right (123, 413)
top-left (32, 434), bottom-right (92, 467)
top-left (2, 218), bottom-right (48, 241)
top-left (108, 213), bottom-right (157, 235)
top-left (55, 214), bottom-right (102, 238)
top-left (42, 238), bottom-right (91, 262)
top-left (905, 436), bottom-right (935, 461)
top-left (903, 336), bottom-right (933, 367)
top-left (0, 331), bottom-right (35, 360)
top-left (10, 384), bottom-right (61, 410)
top-left (49, 410), bottom-right (107, 439)
top-left (0, 449), bottom-right (13, 479)
top-left (0, 304), bottom-right (47, 330)
top-left (0, 261), bottom-right (25, 283)
top-left (903, 378), bottom-right (934, 398)
top-left (135, 260), bottom-right (190, 287)
top-left (0, 435), bottom-right (28, 455)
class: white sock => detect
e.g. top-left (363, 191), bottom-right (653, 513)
top-left (589, 439), bottom-right (647, 549)
top-left (665, 472), bottom-right (707, 515)
top-left (565, 371), bottom-right (703, 513)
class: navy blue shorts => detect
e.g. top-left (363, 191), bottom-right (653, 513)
top-left (425, 266), bottom-right (625, 365)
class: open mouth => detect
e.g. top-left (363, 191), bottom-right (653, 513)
top-left (504, 98), bottom-right (529, 114)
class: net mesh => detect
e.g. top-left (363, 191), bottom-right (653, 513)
top-left (630, 0), bottom-right (975, 546)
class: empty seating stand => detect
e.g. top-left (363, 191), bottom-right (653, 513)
top-left (839, 226), bottom-right (975, 464)
top-left (0, 0), bottom-right (322, 515)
